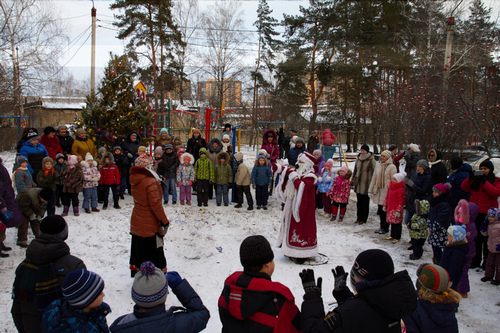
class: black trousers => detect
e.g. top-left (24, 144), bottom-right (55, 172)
top-left (197, 179), bottom-right (209, 204)
top-left (236, 185), bottom-right (253, 207)
top-left (356, 193), bottom-right (370, 223)
top-left (390, 223), bottom-right (402, 240)
top-left (377, 205), bottom-right (388, 232)
top-left (102, 184), bottom-right (119, 205)
top-left (62, 192), bottom-right (79, 208)
top-left (473, 212), bottom-right (489, 266)
top-left (411, 238), bottom-right (426, 258)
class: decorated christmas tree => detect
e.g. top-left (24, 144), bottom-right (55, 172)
top-left (79, 53), bottom-right (153, 149)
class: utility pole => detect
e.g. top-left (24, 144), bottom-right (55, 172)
top-left (91, 4), bottom-right (97, 93)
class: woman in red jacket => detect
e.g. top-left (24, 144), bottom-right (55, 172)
top-left (461, 159), bottom-right (500, 269)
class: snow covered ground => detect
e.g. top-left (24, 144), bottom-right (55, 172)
top-left (0, 146), bottom-right (498, 332)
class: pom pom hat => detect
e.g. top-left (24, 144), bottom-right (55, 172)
top-left (132, 261), bottom-right (169, 308)
top-left (62, 269), bottom-right (104, 309)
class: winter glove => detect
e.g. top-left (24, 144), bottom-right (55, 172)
top-left (480, 219), bottom-right (489, 233)
top-left (382, 206), bottom-right (387, 212)
top-left (332, 266), bottom-right (354, 304)
top-left (29, 214), bottom-right (36, 221)
top-left (166, 271), bottom-right (182, 289)
top-left (159, 222), bottom-right (169, 237)
top-left (252, 184), bottom-right (256, 189)
top-left (468, 170), bottom-right (475, 181)
top-left (479, 175), bottom-right (487, 184)
top-left (404, 178), bottom-right (414, 187)
top-left (189, 180), bottom-right (192, 185)
top-left (127, 153), bottom-right (133, 159)
top-left (299, 269), bottom-right (322, 294)
top-left (178, 182), bottom-right (181, 187)
top-left (318, 176), bottom-right (323, 183)
top-left (496, 244), bottom-right (500, 252)
top-left (2, 210), bottom-right (13, 220)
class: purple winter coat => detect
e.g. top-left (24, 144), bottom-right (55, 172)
top-left (261, 129), bottom-right (279, 163)
top-left (0, 157), bottom-right (25, 227)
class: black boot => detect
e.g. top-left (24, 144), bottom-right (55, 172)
top-left (0, 251), bottom-right (9, 258)
top-left (1, 242), bottom-right (12, 252)
top-left (103, 202), bottom-right (108, 210)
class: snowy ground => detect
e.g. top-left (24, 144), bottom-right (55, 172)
top-left (0, 146), bottom-right (498, 332)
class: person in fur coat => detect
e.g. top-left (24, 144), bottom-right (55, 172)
top-left (61, 155), bottom-right (83, 217)
top-left (403, 264), bottom-right (460, 333)
top-left (317, 160), bottom-right (334, 218)
top-left (177, 153), bottom-right (195, 205)
top-left (454, 199), bottom-right (479, 297)
top-left (81, 153), bottom-right (101, 214)
top-left (383, 172), bottom-right (406, 243)
top-left (328, 166), bottom-right (351, 222)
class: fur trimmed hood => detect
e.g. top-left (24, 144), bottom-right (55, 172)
top-left (180, 152), bottom-right (194, 165)
top-left (454, 199), bottom-right (479, 225)
top-left (217, 151), bottom-right (230, 164)
top-left (418, 288), bottom-right (461, 304)
top-left (102, 152), bottom-right (115, 165)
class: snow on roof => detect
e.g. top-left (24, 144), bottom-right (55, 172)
top-left (42, 102), bottom-right (85, 110)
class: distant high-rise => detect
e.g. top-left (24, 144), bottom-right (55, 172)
top-left (197, 79), bottom-right (241, 108)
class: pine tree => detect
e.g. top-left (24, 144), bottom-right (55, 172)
top-left (80, 54), bottom-right (153, 149)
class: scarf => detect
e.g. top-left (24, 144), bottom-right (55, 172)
top-left (12, 260), bottom-right (61, 314)
top-left (43, 167), bottom-right (55, 177)
top-left (376, 158), bottom-right (392, 190)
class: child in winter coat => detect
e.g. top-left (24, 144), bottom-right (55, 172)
top-left (194, 148), bottom-right (214, 207)
top-left (134, 146), bottom-right (153, 169)
top-left (99, 152), bottom-right (121, 210)
top-left (113, 146), bottom-right (129, 199)
top-left (36, 157), bottom-right (60, 216)
top-left (234, 152), bottom-right (253, 210)
top-left (383, 172), bottom-right (406, 244)
top-left (61, 155), bottom-right (83, 217)
top-left (158, 143), bottom-right (179, 205)
top-left (251, 153), bottom-right (273, 210)
top-left (177, 153), bottom-right (195, 205)
top-left (480, 208), bottom-right (500, 286)
top-left (441, 225), bottom-right (469, 291)
top-left (427, 183), bottom-right (453, 265)
top-left (54, 153), bottom-right (67, 207)
top-left (403, 264), bottom-right (460, 333)
top-left (81, 153), bottom-right (101, 214)
top-left (153, 147), bottom-right (163, 171)
top-left (42, 269), bottom-right (110, 332)
top-left (328, 166), bottom-right (351, 222)
top-left (317, 160), bottom-right (335, 218)
top-left (454, 199), bottom-right (479, 297)
top-left (408, 199), bottom-right (430, 260)
top-left (12, 156), bottom-right (35, 194)
top-left (215, 152), bottom-right (233, 206)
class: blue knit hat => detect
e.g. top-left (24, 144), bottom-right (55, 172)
top-left (62, 269), bottom-right (104, 309)
top-left (165, 143), bottom-right (174, 151)
top-left (447, 225), bottom-right (466, 243)
top-left (132, 262), bottom-right (169, 308)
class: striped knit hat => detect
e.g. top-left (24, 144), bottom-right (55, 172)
top-left (132, 262), bottom-right (169, 308)
top-left (416, 264), bottom-right (450, 293)
top-left (62, 269), bottom-right (104, 309)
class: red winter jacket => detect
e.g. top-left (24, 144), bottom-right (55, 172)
top-left (99, 164), bottom-right (120, 185)
top-left (39, 134), bottom-right (63, 160)
top-left (384, 181), bottom-right (406, 224)
top-left (461, 177), bottom-right (500, 214)
top-left (219, 271), bottom-right (301, 333)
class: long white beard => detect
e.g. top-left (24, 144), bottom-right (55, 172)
top-left (296, 163), bottom-right (313, 177)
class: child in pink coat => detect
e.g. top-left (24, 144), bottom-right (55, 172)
top-left (328, 166), bottom-right (351, 222)
top-left (383, 172), bottom-right (406, 244)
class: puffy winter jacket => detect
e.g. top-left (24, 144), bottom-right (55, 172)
top-left (120, 131), bottom-right (141, 158)
top-left (251, 162), bottom-right (273, 186)
top-left (0, 157), bottom-right (25, 227)
top-left (81, 161), bottom-right (100, 188)
top-left (461, 176), bottom-right (500, 214)
top-left (71, 136), bottom-right (97, 162)
top-left (20, 141), bottom-right (48, 176)
top-left (62, 164), bottom-right (83, 193)
top-left (328, 171), bottom-right (352, 204)
top-left (384, 181), bottom-right (406, 224)
top-left (157, 151), bottom-right (179, 179)
top-left (16, 187), bottom-right (47, 218)
top-left (441, 240), bottom-right (469, 291)
top-left (129, 166), bottom-right (169, 238)
top-left (234, 153), bottom-right (251, 186)
top-left (261, 129), bottom-right (279, 162)
top-left (406, 168), bottom-right (433, 214)
top-left (39, 134), bottom-right (63, 160)
top-left (447, 163), bottom-right (471, 209)
top-left (56, 133), bottom-right (74, 156)
top-left (483, 219), bottom-right (500, 253)
top-left (187, 135), bottom-right (207, 161)
top-left (194, 149), bottom-right (214, 182)
top-left (317, 167), bottom-right (334, 193)
top-left (427, 192), bottom-right (453, 248)
top-left (207, 138), bottom-right (222, 167)
top-left (100, 153), bottom-right (121, 186)
top-left (214, 152), bottom-right (233, 185)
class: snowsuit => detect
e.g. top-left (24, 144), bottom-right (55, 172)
top-left (384, 180), bottom-right (405, 240)
top-left (218, 271), bottom-right (301, 333)
top-left (81, 161), bottom-right (100, 210)
top-left (317, 167), bottom-right (334, 214)
top-left (455, 200), bottom-right (479, 294)
top-left (194, 148), bottom-right (214, 206)
top-left (62, 163), bottom-right (83, 211)
top-left (207, 138), bottom-right (222, 199)
top-left (409, 200), bottom-right (431, 259)
top-left (176, 153), bottom-right (195, 204)
top-left (54, 159), bottom-right (67, 207)
top-left (36, 158), bottom-right (59, 215)
top-left (328, 170), bottom-right (352, 220)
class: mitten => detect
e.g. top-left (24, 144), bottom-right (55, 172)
top-left (178, 182), bottom-right (181, 187)
top-left (382, 206), bottom-right (387, 212)
top-left (299, 269), bottom-right (322, 294)
top-left (332, 266), bottom-right (354, 304)
top-left (496, 244), bottom-right (500, 252)
top-left (127, 153), bottom-right (133, 159)
top-left (480, 219), bottom-right (489, 233)
top-left (3, 210), bottom-right (14, 220)
top-left (318, 176), bottom-right (323, 182)
top-left (326, 176), bottom-right (331, 181)
top-left (189, 180), bottom-right (192, 185)
top-left (404, 178), bottom-right (414, 187)
top-left (166, 271), bottom-right (183, 289)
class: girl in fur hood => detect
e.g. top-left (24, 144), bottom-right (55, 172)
top-left (317, 159), bottom-right (334, 218)
top-left (81, 153), bottom-right (101, 214)
top-left (177, 153), bottom-right (195, 205)
top-left (327, 166), bottom-right (352, 222)
top-left (403, 264), bottom-right (460, 333)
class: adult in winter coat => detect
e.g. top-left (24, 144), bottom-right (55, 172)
top-left (277, 128), bottom-right (285, 159)
top-left (19, 130), bottom-right (49, 177)
top-left (427, 184), bottom-right (453, 265)
top-left (154, 128), bottom-right (173, 151)
top-left (404, 160), bottom-right (433, 224)
top-left (307, 131), bottom-right (319, 153)
top-left (0, 157), bottom-right (24, 254)
top-left (187, 129), bottom-right (207, 162)
top-left (403, 144), bottom-right (421, 180)
top-left (351, 144), bottom-right (376, 224)
top-left (129, 164), bottom-right (170, 277)
top-left (282, 129), bottom-right (297, 159)
top-left (121, 131), bottom-right (142, 159)
top-left (286, 136), bottom-right (306, 166)
top-left (461, 159), bottom-right (500, 269)
top-left (219, 235), bottom-right (301, 333)
top-left (428, 149), bottom-right (448, 185)
top-left (369, 150), bottom-right (397, 234)
top-left (55, 125), bottom-right (74, 156)
top-left (110, 262), bottom-right (209, 333)
top-left (11, 215), bottom-right (85, 333)
top-left (300, 249), bottom-right (417, 333)
top-left (447, 156), bottom-right (471, 210)
top-left (454, 199), bottom-right (479, 297)
top-left (71, 128), bottom-right (97, 161)
top-left (261, 129), bottom-right (280, 163)
top-left (403, 264), bottom-right (460, 333)
top-left (39, 126), bottom-right (62, 160)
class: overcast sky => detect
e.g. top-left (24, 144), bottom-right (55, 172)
top-left (58, 0), bottom-right (500, 85)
